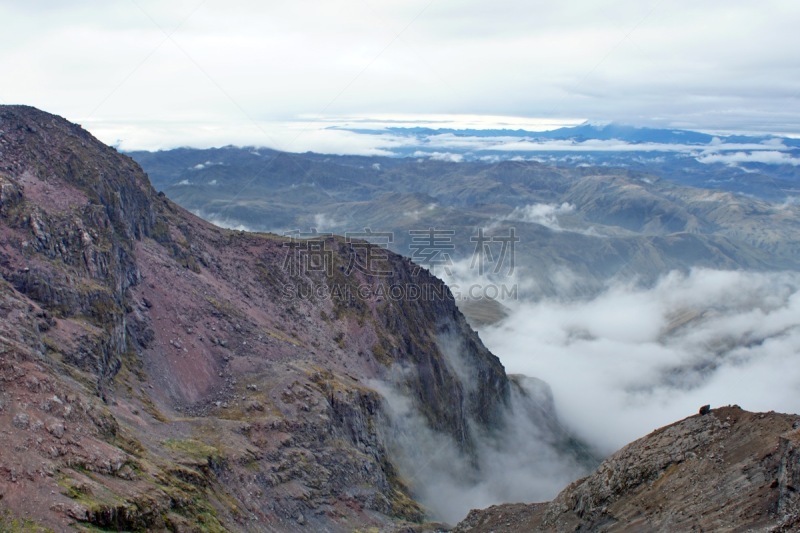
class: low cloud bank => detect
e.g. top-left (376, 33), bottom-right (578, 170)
top-left (373, 370), bottom-right (591, 525)
top-left (480, 268), bottom-right (800, 454)
top-left (696, 150), bottom-right (800, 166)
top-left (503, 202), bottom-right (575, 231)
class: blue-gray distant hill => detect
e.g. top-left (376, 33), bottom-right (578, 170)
top-left (129, 137), bottom-right (800, 302)
top-left (320, 122), bottom-right (800, 199)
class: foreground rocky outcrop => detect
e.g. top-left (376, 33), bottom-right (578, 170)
top-left (454, 405), bottom-right (800, 532)
top-left (0, 106), bottom-right (590, 531)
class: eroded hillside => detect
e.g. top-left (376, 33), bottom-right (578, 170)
top-left (0, 106), bottom-right (587, 531)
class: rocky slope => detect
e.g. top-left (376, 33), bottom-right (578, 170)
top-left (0, 106), bottom-right (585, 531)
top-left (454, 405), bottom-right (800, 532)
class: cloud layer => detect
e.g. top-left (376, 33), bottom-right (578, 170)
top-left (480, 268), bottom-right (800, 454)
top-left (503, 202), bottom-right (576, 231)
top-left (2, 1), bottom-right (800, 149)
top-left (373, 366), bottom-right (590, 524)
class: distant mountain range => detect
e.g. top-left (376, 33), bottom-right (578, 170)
top-left (129, 136), bottom-right (800, 304)
top-left (318, 122), bottom-right (800, 199)
top-left (333, 121), bottom-right (800, 147)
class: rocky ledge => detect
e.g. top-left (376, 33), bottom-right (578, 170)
top-left (454, 405), bottom-right (800, 532)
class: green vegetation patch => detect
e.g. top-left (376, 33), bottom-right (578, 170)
top-left (163, 438), bottom-right (221, 462)
top-left (0, 511), bottom-right (55, 533)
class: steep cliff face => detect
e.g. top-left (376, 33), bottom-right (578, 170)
top-left (455, 406), bottom-right (800, 532)
top-left (0, 106), bottom-right (157, 391)
top-left (0, 106), bottom-right (545, 531)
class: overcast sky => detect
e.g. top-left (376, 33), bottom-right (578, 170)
top-left (1, 1), bottom-right (799, 151)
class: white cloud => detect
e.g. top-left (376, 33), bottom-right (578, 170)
top-left (503, 202), bottom-right (575, 230)
top-left (696, 150), bottom-right (800, 166)
top-left (417, 134), bottom-right (795, 154)
top-left (196, 124), bottom-right (799, 158)
top-left (86, 117), bottom-right (412, 154)
top-left (190, 209), bottom-right (252, 232)
top-left (372, 366), bottom-right (589, 524)
top-left (2, 1), bottom-right (799, 149)
top-left (311, 213), bottom-right (343, 231)
top-left (479, 269), bottom-right (800, 455)
top-left (423, 151), bottom-right (464, 162)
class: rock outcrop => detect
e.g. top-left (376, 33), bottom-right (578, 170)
top-left (454, 406), bottom-right (800, 532)
top-left (0, 105), bottom-right (565, 531)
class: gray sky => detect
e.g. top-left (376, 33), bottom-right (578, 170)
top-left (2, 0), bottom-right (799, 152)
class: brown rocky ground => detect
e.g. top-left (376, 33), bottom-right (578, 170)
top-left (454, 406), bottom-right (800, 532)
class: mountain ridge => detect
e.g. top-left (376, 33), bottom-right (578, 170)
top-left (454, 405), bottom-right (800, 532)
top-left (0, 105), bottom-right (588, 531)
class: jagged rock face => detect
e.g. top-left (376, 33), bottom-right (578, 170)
top-left (0, 106), bottom-right (155, 240)
top-left (0, 106), bottom-right (156, 386)
top-left (454, 406), bottom-right (800, 532)
top-left (0, 106), bottom-right (513, 531)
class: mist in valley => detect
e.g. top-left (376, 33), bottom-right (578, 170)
top-left (371, 364), bottom-right (592, 524)
top-left (479, 267), bottom-right (800, 454)
top-left (375, 266), bottom-right (800, 523)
